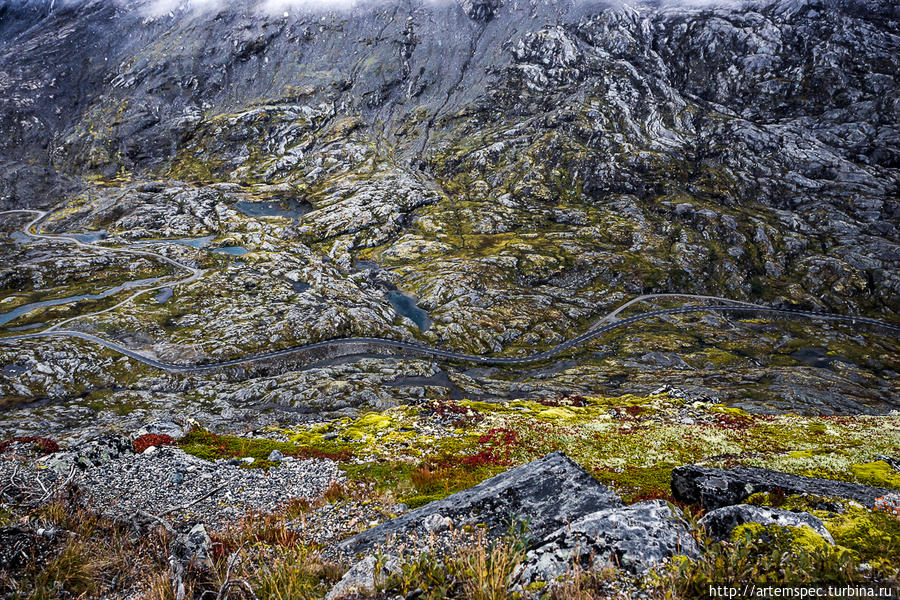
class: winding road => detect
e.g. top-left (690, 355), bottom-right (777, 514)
top-left (2, 209), bottom-right (898, 374)
top-left (1, 210), bottom-right (204, 333)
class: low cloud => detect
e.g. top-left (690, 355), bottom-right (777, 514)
top-left (136, 0), bottom-right (370, 17)
top-left (36, 0), bottom-right (754, 20)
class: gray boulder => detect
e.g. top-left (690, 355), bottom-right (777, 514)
top-left (338, 452), bottom-right (621, 555)
top-left (170, 523), bottom-right (213, 569)
top-left (134, 419), bottom-right (185, 440)
top-left (699, 505), bottom-right (834, 543)
top-left (672, 465), bottom-right (891, 510)
top-left (325, 555), bottom-right (401, 600)
top-left (514, 500), bottom-right (698, 584)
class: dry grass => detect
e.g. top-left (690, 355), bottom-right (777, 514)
top-left (459, 532), bottom-right (527, 600)
top-left (547, 563), bottom-right (620, 600)
top-left (1, 492), bottom-right (173, 600)
top-left (386, 527), bottom-right (529, 600)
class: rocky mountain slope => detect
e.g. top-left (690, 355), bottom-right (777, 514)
top-left (0, 0), bottom-right (899, 596)
top-left (1, 0), bottom-right (899, 437)
top-left (2, 0), bottom-right (899, 315)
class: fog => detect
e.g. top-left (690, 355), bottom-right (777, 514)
top-left (22, 0), bottom-right (751, 20)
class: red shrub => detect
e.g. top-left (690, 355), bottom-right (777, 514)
top-left (713, 412), bottom-right (753, 429)
top-left (623, 405), bottom-right (647, 417)
top-left (133, 434), bottom-right (176, 453)
top-left (459, 450), bottom-right (504, 468)
top-left (0, 436), bottom-right (59, 456)
top-left (477, 427), bottom-right (519, 445)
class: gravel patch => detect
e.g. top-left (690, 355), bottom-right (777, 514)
top-left (78, 447), bottom-right (342, 529)
top-left (1, 447), bottom-right (342, 530)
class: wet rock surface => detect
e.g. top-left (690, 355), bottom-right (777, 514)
top-left (672, 464), bottom-right (893, 510)
top-left (337, 451), bottom-right (622, 556)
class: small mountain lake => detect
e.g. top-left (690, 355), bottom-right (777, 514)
top-left (387, 290), bottom-right (432, 332)
top-left (213, 246), bottom-right (250, 256)
top-left (66, 230), bottom-right (108, 243)
top-left (235, 199), bottom-right (311, 219)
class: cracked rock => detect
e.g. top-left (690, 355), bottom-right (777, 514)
top-left (514, 500), bottom-right (698, 585)
top-left (699, 504), bottom-right (834, 543)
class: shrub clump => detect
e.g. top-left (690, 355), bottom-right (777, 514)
top-left (0, 436), bottom-right (60, 456)
top-left (132, 434), bottom-right (176, 454)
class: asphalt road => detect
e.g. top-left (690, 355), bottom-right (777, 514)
top-left (3, 305), bottom-right (898, 373)
top-left (2, 209), bottom-right (898, 374)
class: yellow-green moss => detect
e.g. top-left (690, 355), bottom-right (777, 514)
top-left (850, 461), bottom-right (900, 489)
top-left (731, 523), bottom-right (831, 554)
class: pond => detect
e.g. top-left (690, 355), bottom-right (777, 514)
top-left (387, 290), bottom-right (432, 332)
top-left (213, 246), bottom-right (250, 256)
top-left (235, 199), bottom-right (311, 219)
top-left (66, 230), bottom-right (108, 243)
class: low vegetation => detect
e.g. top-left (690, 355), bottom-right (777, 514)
top-left (3, 392), bottom-right (898, 598)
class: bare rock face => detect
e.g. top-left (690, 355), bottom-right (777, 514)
top-left (459, 0), bottom-right (502, 22)
top-left (337, 452), bottom-right (622, 556)
top-left (514, 500), bottom-right (699, 585)
top-left (699, 504), bottom-right (834, 543)
top-left (672, 465), bottom-right (892, 510)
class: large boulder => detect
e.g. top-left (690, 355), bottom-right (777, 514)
top-left (337, 452), bottom-right (621, 556)
top-left (672, 465), bottom-right (892, 510)
top-left (514, 500), bottom-right (698, 585)
top-left (699, 505), bottom-right (834, 543)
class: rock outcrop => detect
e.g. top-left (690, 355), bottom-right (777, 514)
top-left (38, 434), bottom-right (133, 472)
top-left (337, 452), bottom-right (622, 555)
top-left (459, 0), bottom-right (502, 22)
top-left (699, 504), bottom-right (834, 543)
top-left (514, 500), bottom-right (698, 585)
top-left (672, 465), bottom-right (892, 510)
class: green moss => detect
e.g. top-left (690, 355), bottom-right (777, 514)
top-left (341, 461), bottom-right (416, 491)
top-left (594, 463), bottom-right (676, 503)
top-left (741, 492), bottom-right (900, 576)
top-left (731, 523), bottom-right (832, 554)
top-left (850, 461), bottom-right (900, 490)
top-left (402, 493), bottom-right (449, 510)
top-left (825, 505), bottom-right (900, 569)
top-left (654, 522), bottom-right (861, 593)
top-left (178, 428), bottom-right (351, 468)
